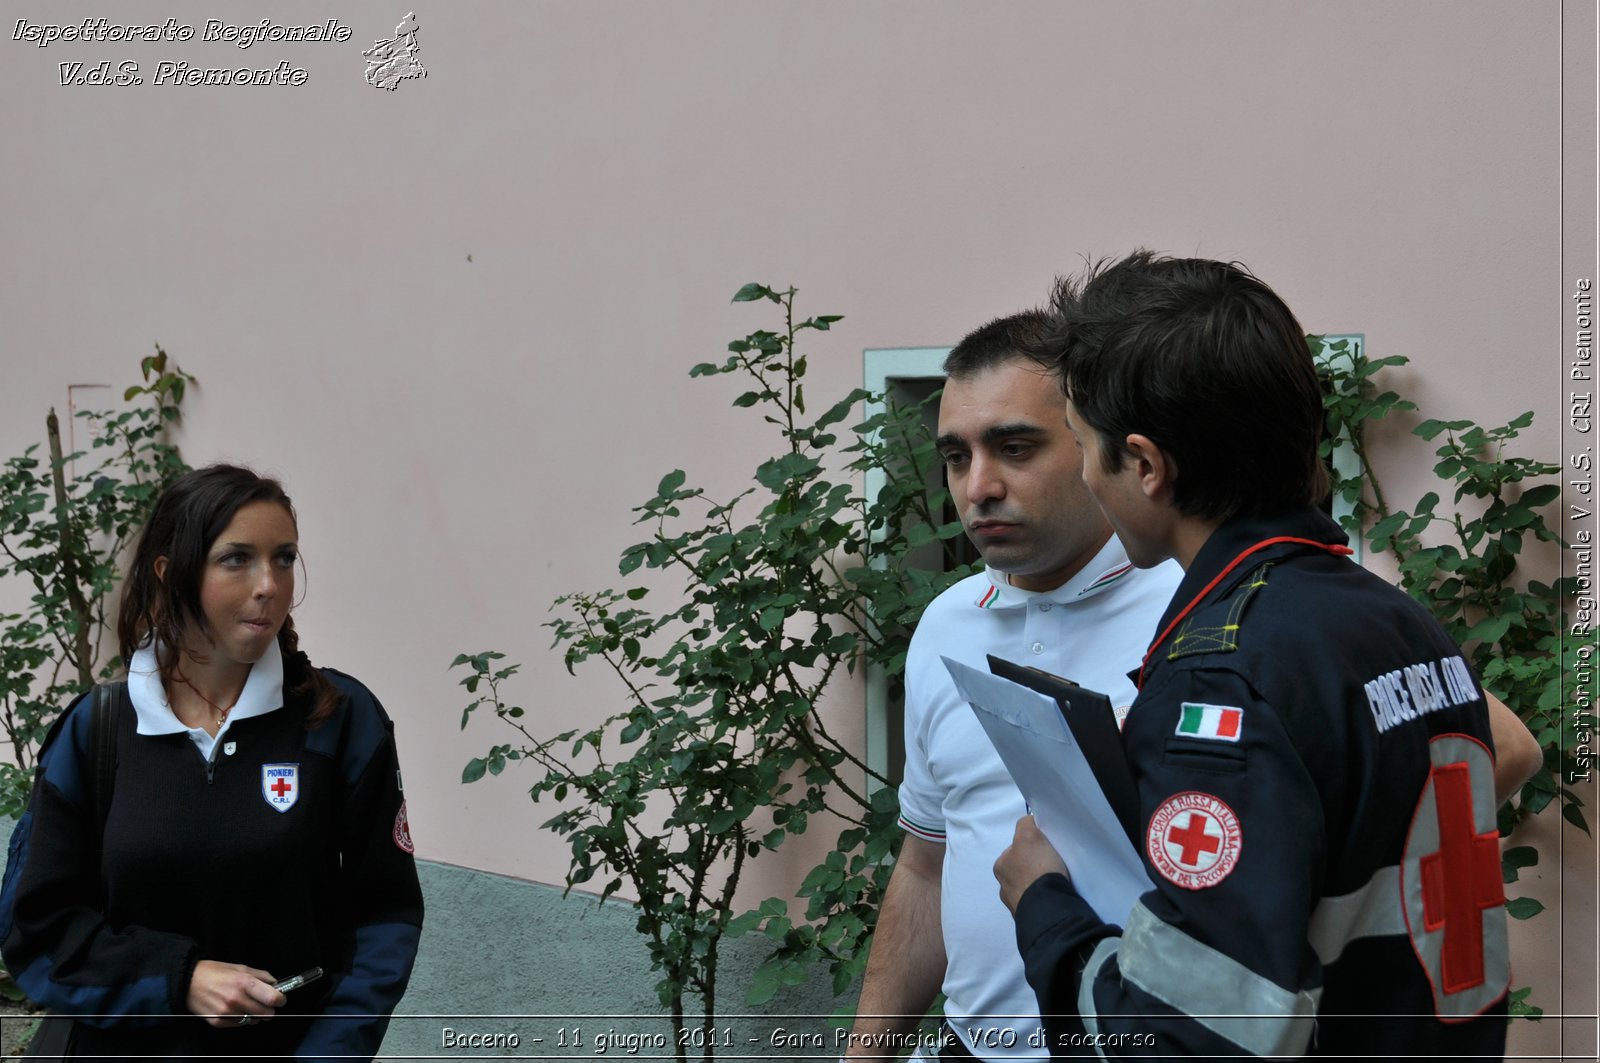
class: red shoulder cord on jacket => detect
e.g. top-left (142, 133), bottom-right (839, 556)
top-left (1136, 536), bottom-right (1354, 690)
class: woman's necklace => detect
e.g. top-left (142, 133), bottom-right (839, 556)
top-left (174, 672), bottom-right (235, 726)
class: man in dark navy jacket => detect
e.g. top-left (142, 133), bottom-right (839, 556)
top-left (994, 252), bottom-right (1512, 1059)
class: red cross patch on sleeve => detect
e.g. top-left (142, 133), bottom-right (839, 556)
top-left (393, 801), bottom-right (415, 854)
top-left (1146, 791), bottom-right (1242, 890)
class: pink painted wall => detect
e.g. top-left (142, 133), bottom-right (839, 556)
top-left (2, 1), bottom-right (1592, 1048)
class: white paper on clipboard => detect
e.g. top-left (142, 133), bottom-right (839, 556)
top-left (942, 656), bottom-right (1151, 925)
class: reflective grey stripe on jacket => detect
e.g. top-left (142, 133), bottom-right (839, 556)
top-left (1079, 901), bottom-right (1320, 1057)
top-left (1308, 865), bottom-right (1407, 966)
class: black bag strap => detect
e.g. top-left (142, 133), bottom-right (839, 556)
top-left (88, 684), bottom-right (121, 844)
top-left (30, 683), bottom-right (122, 846)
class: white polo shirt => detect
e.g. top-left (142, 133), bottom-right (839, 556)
top-left (897, 537), bottom-right (1181, 1059)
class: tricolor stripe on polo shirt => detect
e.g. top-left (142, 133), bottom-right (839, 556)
top-left (975, 585), bottom-right (1000, 609)
top-left (1176, 702), bottom-right (1243, 742)
top-left (1078, 562), bottom-right (1134, 598)
top-left (898, 815), bottom-right (946, 842)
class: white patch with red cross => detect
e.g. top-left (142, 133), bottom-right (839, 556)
top-left (262, 763), bottom-right (299, 813)
top-left (1146, 791), bottom-right (1242, 890)
top-left (1400, 733), bottom-right (1509, 1019)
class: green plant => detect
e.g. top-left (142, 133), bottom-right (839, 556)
top-left (457, 284), bottom-right (969, 1060)
top-left (0, 349), bottom-right (194, 820)
top-left (1317, 336), bottom-right (1589, 1020)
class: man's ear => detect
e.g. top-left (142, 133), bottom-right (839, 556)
top-left (154, 556), bottom-right (168, 583)
top-left (1123, 434), bottom-right (1176, 502)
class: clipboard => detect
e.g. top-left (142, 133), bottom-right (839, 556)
top-left (944, 656), bottom-right (1152, 922)
top-left (985, 654), bottom-right (1141, 844)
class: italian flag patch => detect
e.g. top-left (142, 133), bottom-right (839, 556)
top-left (1176, 702), bottom-right (1243, 742)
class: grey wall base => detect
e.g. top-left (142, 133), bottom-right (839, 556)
top-left (383, 860), bottom-right (854, 1059)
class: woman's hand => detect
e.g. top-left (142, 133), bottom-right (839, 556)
top-left (186, 960), bottom-right (287, 1028)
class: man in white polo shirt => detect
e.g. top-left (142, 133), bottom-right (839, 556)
top-left (843, 312), bottom-right (1182, 1061)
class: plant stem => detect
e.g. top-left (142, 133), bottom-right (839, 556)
top-left (46, 410), bottom-right (93, 689)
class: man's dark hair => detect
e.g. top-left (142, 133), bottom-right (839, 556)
top-left (1048, 250), bottom-right (1329, 521)
top-left (943, 310), bottom-right (1053, 377)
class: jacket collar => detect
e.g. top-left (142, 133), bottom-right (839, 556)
top-left (1155, 507), bottom-right (1350, 634)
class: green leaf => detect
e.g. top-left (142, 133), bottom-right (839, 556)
top-left (1466, 615), bottom-right (1513, 646)
top-left (755, 452), bottom-right (821, 492)
top-left (745, 967), bottom-right (781, 1006)
top-left (1519, 483), bottom-right (1559, 509)
top-left (725, 910), bottom-right (764, 937)
top-left (1367, 512), bottom-right (1408, 543)
top-left (1505, 896), bottom-right (1545, 920)
top-left (732, 283), bottom-right (769, 303)
top-left (657, 469), bottom-right (687, 496)
top-left (461, 758), bottom-right (487, 784)
top-left (1502, 845), bottom-right (1538, 883)
top-left (1415, 418), bottom-right (1471, 441)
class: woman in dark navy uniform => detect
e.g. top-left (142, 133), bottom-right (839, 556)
top-left (1, 464), bottom-right (424, 1060)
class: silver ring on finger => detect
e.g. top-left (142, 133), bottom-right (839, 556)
top-left (236, 1015), bottom-right (254, 1027)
